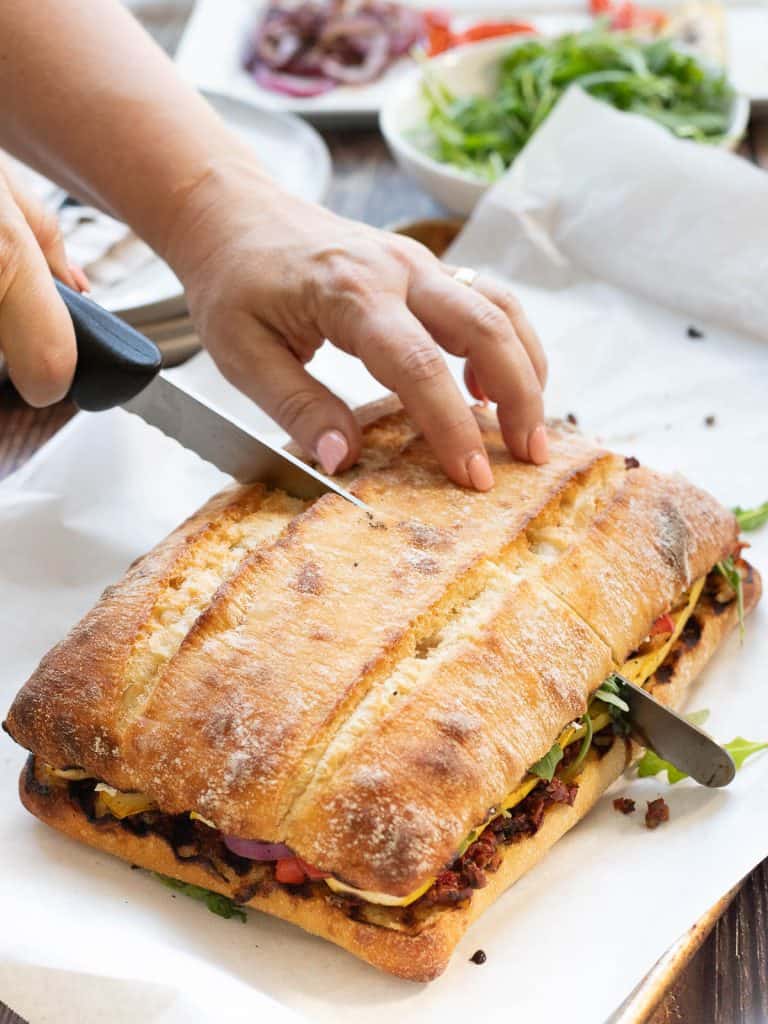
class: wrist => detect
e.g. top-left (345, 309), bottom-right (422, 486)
top-left (159, 151), bottom-right (283, 285)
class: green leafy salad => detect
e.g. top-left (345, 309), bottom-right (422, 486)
top-left (421, 27), bottom-right (736, 181)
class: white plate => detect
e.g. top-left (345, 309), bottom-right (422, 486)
top-left (380, 36), bottom-right (750, 217)
top-left (98, 91), bottom-right (331, 324)
top-left (174, 0), bottom-right (592, 126)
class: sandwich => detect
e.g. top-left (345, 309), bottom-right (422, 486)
top-left (4, 400), bottom-right (760, 982)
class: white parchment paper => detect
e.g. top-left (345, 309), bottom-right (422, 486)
top-left (2, 90), bottom-right (767, 1023)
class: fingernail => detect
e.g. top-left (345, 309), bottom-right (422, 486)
top-left (316, 430), bottom-right (349, 475)
top-left (69, 263), bottom-right (91, 294)
top-left (467, 451), bottom-right (494, 491)
top-left (528, 424), bottom-right (549, 465)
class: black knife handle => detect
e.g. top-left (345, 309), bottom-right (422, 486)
top-left (57, 280), bottom-right (162, 411)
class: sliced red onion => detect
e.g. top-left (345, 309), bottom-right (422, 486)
top-left (385, 9), bottom-right (427, 56)
top-left (251, 64), bottom-right (337, 97)
top-left (255, 26), bottom-right (303, 69)
top-left (243, 0), bottom-right (427, 95)
top-left (319, 30), bottom-right (390, 85)
top-left (224, 836), bottom-right (294, 861)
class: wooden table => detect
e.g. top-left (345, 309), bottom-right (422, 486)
top-left (2, 123), bottom-right (767, 1024)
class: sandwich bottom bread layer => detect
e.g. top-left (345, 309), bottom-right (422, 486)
top-left (19, 567), bottom-right (760, 982)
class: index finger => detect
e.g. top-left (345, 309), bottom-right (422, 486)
top-left (340, 297), bottom-right (494, 491)
top-left (407, 269), bottom-right (548, 465)
top-left (0, 178), bottom-right (76, 406)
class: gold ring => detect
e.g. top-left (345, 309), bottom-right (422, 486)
top-left (453, 267), bottom-right (479, 288)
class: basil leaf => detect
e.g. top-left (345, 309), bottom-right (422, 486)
top-left (153, 874), bottom-right (247, 922)
top-left (733, 501), bottom-right (768, 532)
top-left (530, 742), bottom-right (564, 782)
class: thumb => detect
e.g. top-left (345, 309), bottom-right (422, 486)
top-left (210, 320), bottom-right (362, 476)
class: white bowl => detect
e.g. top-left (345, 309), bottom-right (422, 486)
top-left (380, 36), bottom-right (750, 217)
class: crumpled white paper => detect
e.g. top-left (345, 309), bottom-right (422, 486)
top-left (2, 90), bottom-right (767, 1024)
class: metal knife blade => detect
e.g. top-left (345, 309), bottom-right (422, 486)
top-left (123, 373), bottom-right (369, 509)
top-left (616, 675), bottom-right (736, 788)
top-left (55, 279), bottom-right (368, 510)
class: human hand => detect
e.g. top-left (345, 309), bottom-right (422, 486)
top-left (167, 158), bottom-right (548, 490)
top-left (0, 158), bottom-right (88, 405)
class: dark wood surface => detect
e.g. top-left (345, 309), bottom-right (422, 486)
top-left (1, 123), bottom-right (767, 1024)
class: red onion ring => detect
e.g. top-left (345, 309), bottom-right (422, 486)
top-left (319, 29), bottom-right (390, 85)
top-left (252, 65), bottom-right (337, 97)
top-left (244, 1), bottom-right (427, 95)
top-left (223, 836), bottom-right (294, 861)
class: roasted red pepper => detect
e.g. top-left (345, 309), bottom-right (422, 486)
top-left (649, 612), bottom-right (676, 636)
top-left (456, 22), bottom-right (534, 45)
top-left (275, 857), bottom-right (308, 884)
top-left (275, 855), bottom-right (330, 884)
top-left (425, 11), bottom-right (534, 57)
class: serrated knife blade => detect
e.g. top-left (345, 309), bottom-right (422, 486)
top-left (56, 279), bottom-right (369, 510)
top-left (123, 373), bottom-right (368, 508)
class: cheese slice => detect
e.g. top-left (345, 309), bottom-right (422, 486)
top-left (326, 876), bottom-right (434, 907)
top-left (621, 577), bottom-right (705, 685)
top-left (93, 784), bottom-right (157, 819)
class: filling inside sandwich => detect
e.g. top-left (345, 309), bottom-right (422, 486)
top-left (36, 560), bottom-right (745, 925)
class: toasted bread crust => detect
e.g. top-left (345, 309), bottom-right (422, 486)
top-left (4, 403), bottom-right (743, 896)
top-left (18, 571), bottom-right (758, 981)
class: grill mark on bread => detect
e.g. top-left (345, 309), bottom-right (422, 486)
top-left (118, 490), bottom-right (306, 727)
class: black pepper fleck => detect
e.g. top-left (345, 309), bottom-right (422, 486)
top-left (687, 326), bottom-right (705, 339)
top-left (565, 412), bottom-right (578, 426)
top-left (470, 949), bottom-right (487, 965)
top-left (704, 415), bottom-right (716, 427)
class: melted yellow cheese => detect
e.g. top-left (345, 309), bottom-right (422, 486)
top-left (326, 875), bottom-right (434, 907)
top-left (190, 811), bottom-right (217, 829)
top-left (93, 785), bottom-right (157, 819)
top-left (621, 577), bottom-right (704, 685)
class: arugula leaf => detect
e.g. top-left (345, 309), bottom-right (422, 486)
top-left (716, 556), bottom-right (745, 638)
top-left (589, 676), bottom-right (632, 736)
top-left (723, 737), bottom-right (768, 770)
top-left (421, 27), bottom-right (734, 180)
top-left (153, 874), bottom-right (247, 922)
top-left (637, 735), bottom-right (768, 784)
top-left (733, 501), bottom-right (768, 532)
top-left (686, 708), bottom-right (710, 727)
top-left (598, 675), bottom-right (629, 705)
top-left (530, 742), bottom-right (564, 781)
top-left (564, 712), bottom-right (593, 781)
top-left (596, 689), bottom-right (630, 714)
top-left (637, 748), bottom-right (689, 784)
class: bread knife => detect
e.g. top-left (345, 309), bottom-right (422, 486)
top-left (615, 674), bottom-right (736, 788)
top-left (56, 281), bottom-right (368, 508)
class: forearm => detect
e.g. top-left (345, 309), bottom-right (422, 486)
top-left (1, 0), bottom-right (273, 258)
